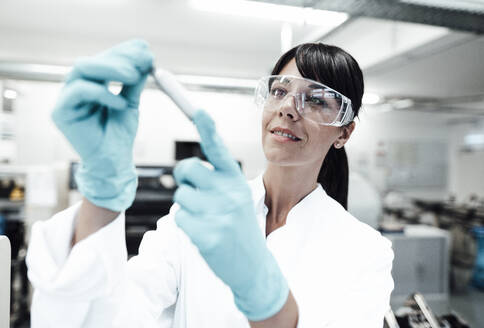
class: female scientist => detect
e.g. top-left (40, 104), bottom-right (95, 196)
top-left (26, 40), bottom-right (394, 327)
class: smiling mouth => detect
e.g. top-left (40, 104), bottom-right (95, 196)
top-left (271, 130), bottom-right (301, 141)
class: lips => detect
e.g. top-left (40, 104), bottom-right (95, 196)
top-left (270, 127), bottom-right (302, 141)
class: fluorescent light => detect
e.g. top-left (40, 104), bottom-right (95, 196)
top-left (3, 89), bottom-right (17, 100)
top-left (281, 23), bottom-right (293, 53)
top-left (190, 0), bottom-right (348, 26)
top-left (391, 98), bottom-right (414, 109)
top-left (400, 0), bottom-right (484, 13)
top-left (463, 133), bottom-right (484, 151)
top-left (302, 7), bottom-right (348, 26)
top-left (464, 133), bottom-right (484, 146)
top-left (362, 93), bottom-right (381, 105)
top-left (177, 74), bottom-right (258, 89)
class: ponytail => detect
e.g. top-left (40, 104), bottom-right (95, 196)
top-left (317, 146), bottom-right (349, 210)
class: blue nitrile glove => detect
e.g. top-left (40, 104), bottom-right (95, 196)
top-left (52, 40), bottom-right (153, 212)
top-left (173, 110), bottom-right (289, 321)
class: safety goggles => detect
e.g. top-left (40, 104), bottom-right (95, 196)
top-left (254, 75), bottom-right (354, 126)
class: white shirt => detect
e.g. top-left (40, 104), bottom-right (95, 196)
top-left (26, 175), bottom-right (394, 327)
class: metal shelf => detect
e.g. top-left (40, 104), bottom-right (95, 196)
top-left (0, 200), bottom-right (24, 209)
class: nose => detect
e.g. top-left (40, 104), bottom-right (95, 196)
top-left (278, 94), bottom-right (301, 121)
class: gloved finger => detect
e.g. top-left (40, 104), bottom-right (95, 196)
top-left (120, 73), bottom-right (148, 108)
top-left (174, 184), bottom-right (212, 214)
top-left (66, 80), bottom-right (128, 109)
top-left (67, 56), bottom-right (140, 85)
top-left (174, 183), bottom-right (233, 214)
top-left (52, 80), bottom-right (127, 122)
top-left (174, 208), bottom-right (220, 252)
top-left (192, 110), bottom-right (240, 174)
top-left (66, 39), bottom-right (153, 84)
top-left (173, 157), bottom-right (215, 190)
top-left (109, 105), bottom-right (140, 135)
top-left (103, 39), bottom-right (153, 74)
top-left (174, 207), bottom-right (203, 239)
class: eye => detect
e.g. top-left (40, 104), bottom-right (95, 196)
top-left (270, 87), bottom-right (287, 98)
top-left (306, 96), bottom-right (327, 107)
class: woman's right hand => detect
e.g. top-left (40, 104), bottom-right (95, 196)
top-left (52, 39), bottom-right (153, 212)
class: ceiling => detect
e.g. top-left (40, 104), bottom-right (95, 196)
top-left (0, 0), bottom-right (483, 114)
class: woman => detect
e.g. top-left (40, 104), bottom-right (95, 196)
top-left (26, 40), bottom-right (394, 327)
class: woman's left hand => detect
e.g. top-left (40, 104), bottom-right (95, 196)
top-left (173, 110), bottom-right (289, 321)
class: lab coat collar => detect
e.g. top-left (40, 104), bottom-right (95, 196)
top-left (249, 173), bottom-right (328, 233)
top-left (249, 173), bottom-right (267, 213)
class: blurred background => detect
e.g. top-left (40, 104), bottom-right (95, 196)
top-left (0, 0), bottom-right (483, 327)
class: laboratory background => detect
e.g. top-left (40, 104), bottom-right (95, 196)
top-left (0, 0), bottom-right (483, 327)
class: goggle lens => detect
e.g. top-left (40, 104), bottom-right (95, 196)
top-left (255, 75), bottom-right (353, 126)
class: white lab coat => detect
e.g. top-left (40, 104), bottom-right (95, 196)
top-left (26, 175), bottom-right (394, 327)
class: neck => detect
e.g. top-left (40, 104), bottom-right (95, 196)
top-left (263, 162), bottom-right (320, 231)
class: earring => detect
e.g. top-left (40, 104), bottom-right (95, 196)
top-left (334, 142), bottom-right (340, 148)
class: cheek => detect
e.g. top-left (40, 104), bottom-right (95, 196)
top-left (261, 110), bottom-right (273, 141)
top-left (305, 126), bottom-right (340, 155)
top-left (261, 110), bottom-right (272, 129)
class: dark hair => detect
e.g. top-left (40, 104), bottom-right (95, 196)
top-left (270, 43), bottom-right (364, 209)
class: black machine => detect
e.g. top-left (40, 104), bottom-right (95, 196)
top-left (125, 166), bottom-right (176, 255)
top-left (175, 141), bottom-right (206, 161)
top-left (69, 141), bottom-right (242, 256)
top-left (70, 163), bottom-right (176, 256)
top-left (68, 140), bottom-right (212, 256)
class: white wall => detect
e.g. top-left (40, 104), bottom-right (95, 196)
top-left (135, 87), bottom-right (266, 179)
top-left (14, 81), bottom-right (75, 166)
top-left (447, 120), bottom-right (484, 202)
top-left (347, 107), bottom-right (484, 201)
top-left (346, 107), bottom-right (451, 199)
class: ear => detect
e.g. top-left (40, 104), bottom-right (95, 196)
top-left (333, 122), bottom-right (355, 149)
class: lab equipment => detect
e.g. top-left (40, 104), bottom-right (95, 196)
top-left (255, 75), bottom-right (354, 126)
top-left (0, 235), bottom-right (10, 328)
top-left (175, 141), bottom-right (207, 161)
top-left (383, 309), bottom-right (400, 328)
top-left (173, 110), bottom-right (289, 321)
top-left (69, 162), bottom-right (176, 256)
top-left (392, 293), bottom-right (441, 328)
top-left (51, 39), bottom-right (153, 212)
top-left (0, 214), bottom-right (4, 235)
top-left (472, 226), bottom-right (484, 289)
top-left (125, 166), bottom-right (176, 255)
top-left (384, 225), bottom-right (450, 314)
top-left (390, 293), bottom-right (471, 328)
top-left (0, 169), bottom-right (28, 326)
top-left (150, 68), bottom-right (198, 120)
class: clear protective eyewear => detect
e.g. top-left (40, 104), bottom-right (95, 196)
top-left (254, 75), bottom-right (354, 127)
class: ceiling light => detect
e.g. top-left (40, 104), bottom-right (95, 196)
top-left (362, 93), bottom-right (381, 105)
top-left (464, 133), bottom-right (484, 146)
top-left (177, 74), bottom-right (258, 90)
top-left (3, 89), bottom-right (17, 100)
top-left (190, 0), bottom-right (348, 26)
top-left (399, 0), bottom-right (484, 13)
top-left (281, 23), bottom-right (293, 53)
top-left (391, 99), bottom-right (414, 109)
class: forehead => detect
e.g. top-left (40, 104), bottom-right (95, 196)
top-left (278, 58), bottom-right (302, 77)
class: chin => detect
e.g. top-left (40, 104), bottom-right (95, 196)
top-left (263, 149), bottom-right (303, 167)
